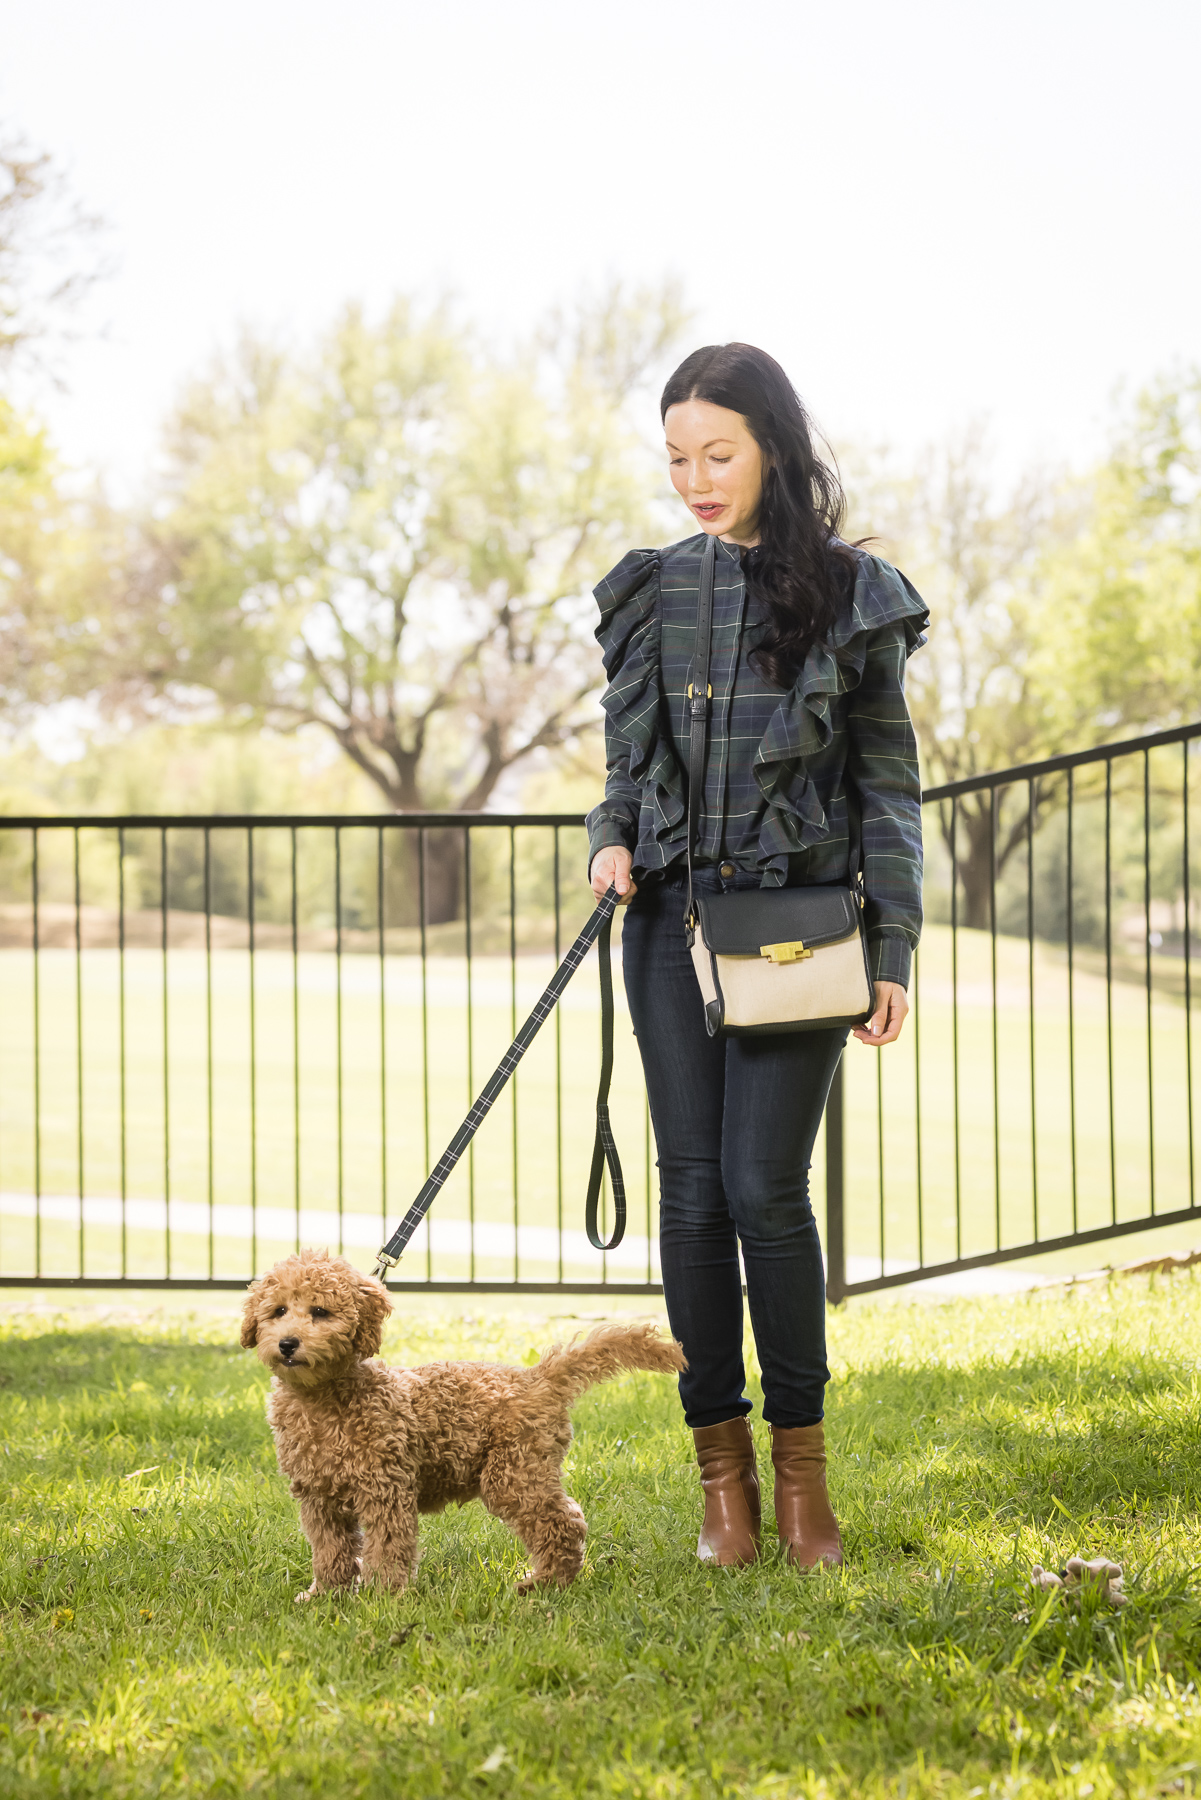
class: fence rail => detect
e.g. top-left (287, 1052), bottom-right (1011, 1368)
top-left (1, 719), bottom-right (1199, 1297)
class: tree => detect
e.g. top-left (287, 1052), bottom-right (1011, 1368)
top-left (843, 375), bottom-right (1201, 930)
top-left (1, 129), bottom-right (106, 376)
top-left (0, 126), bottom-right (127, 730)
top-left (148, 284), bottom-right (688, 916)
top-left (1031, 368), bottom-right (1201, 738)
top-left (0, 400), bottom-right (145, 724)
top-left (843, 429), bottom-right (1080, 927)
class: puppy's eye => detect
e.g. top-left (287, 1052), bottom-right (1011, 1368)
top-left (273, 1306), bottom-right (287, 1319)
top-left (311, 1307), bottom-right (330, 1320)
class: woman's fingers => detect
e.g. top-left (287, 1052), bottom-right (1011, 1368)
top-left (852, 981), bottom-right (908, 1047)
top-left (589, 847), bottom-right (637, 902)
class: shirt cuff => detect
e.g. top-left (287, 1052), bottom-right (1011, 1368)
top-left (586, 815), bottom-right (636, 877)
top-left (869, 933), bottom-right (912, 989)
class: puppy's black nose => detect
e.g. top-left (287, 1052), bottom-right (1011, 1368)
top-left (278, 1337), bottom-right (300, 1357)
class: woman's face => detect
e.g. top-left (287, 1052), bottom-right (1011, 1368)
top-left (664, 398), bottom-right (765, 546)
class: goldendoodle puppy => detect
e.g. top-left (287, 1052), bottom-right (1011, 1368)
top-left (242, 1248), bottom-right (684, 1598)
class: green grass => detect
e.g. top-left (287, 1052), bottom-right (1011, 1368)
top-left (2, 1278), bottom-right (1201, 1797)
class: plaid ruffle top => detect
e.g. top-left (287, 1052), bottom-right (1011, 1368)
top-left (585, 532), bottom-right (928, 987)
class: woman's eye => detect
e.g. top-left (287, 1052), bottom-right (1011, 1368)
top-left (311, 1307), bottom-right (329, 1320)
top-left (273, 1306), bottom-right (287, 1319)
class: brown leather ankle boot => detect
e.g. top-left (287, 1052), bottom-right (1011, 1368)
top-left (770, 1423), bottom-right (843, 1569)
top-left (692, 1417), bottom-right (761, 1566)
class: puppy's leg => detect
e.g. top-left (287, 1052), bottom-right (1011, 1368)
top-left (295, 1493), bottom-right (363, 1602)
top-left (358, 1490), bottom-right (419, 1592)
top-left (481, 1453), bottom-right (587, 1592)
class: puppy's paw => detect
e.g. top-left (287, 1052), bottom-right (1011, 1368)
top-left (294, 1583), bottom-right (319, 1604)
top-left (517, 1570), bottom-right (575, 1594)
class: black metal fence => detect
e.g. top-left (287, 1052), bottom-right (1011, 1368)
top-left (827, 719), bottom-right (1201, 1299)
top-left (0, 720), bottom-right (1198, 1296)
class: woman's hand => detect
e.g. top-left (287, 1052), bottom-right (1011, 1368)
top-left (590, 846), bottom-right (637, 904)
top-left (852, 980), bottom-right (908, 1047)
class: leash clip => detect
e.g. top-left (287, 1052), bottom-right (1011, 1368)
top-left (371, 1249), bottom-right (400, 1283)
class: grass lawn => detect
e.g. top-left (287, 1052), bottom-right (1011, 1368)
top-left (2, 1277), bottom-right (1200, 1797)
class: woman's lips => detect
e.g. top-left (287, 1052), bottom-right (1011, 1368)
top-left (693, 504), bottom-right (723, 518)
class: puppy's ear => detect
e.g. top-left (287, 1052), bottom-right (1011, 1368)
top-left (240, 1285), bottom-right (260, 1349)
top-left (351, 1273), bottom-right (393, 1359)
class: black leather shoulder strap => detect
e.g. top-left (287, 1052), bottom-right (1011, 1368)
top-left (685, 534), bottom-right (716, 925)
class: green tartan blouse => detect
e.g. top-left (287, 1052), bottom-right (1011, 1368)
top-left (585, 532), bottom-right (929, 987)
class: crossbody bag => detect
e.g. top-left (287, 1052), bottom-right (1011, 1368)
top-left (683, 534), bottom-right (875, 1038)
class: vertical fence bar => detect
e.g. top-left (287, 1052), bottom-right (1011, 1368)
top-left (378, 826), bottom-right (388, 1241)
top-left (912, 944), bottom-right (923, 1269)
top-left (73, 826), bottom-right (83, 1275)
top-left (418, 827), bottom-right (431, 1282)
top-left (990, 786), bottom-right (1000, 1248)
top-left (204, 827), bottom-right (214, 1280)
top-left (553, 828), bottom-right (564, 1285)
top-left (1105, 759), bottom-right (1117, 1223)
top-left (1185, 743), bottom-right (1195, 1206)
top-left (1027, 781), bottom-right (1038, 1242)
top-left (248, 827), bottom-right (258, 1273)
top-left (1144, 749), bottom-right (1156, 1215)
top-left (1066, 769), bottom-right (1078, 1235)
top-left (825, 1055), bottom-right (846, 1302)
top-left (161, 826), bottom-right (170, 1279)
top-left (334, 825), bottom-right (344, 1256)
top-left (465, 826), bottom-right (475, 1282)
top-left (876, 1053), bottom-right (885, 1280)
top-left (950, 797), bottom-right (962, 1260)
top-left (509, 824), bottom-right (519, 1282)
top-left (291, 827), bottom-right (300, 1256)
top-left (32, 827), bottom-right (41, 1277)
top-left (118, 827), bottom-right (128, 1279)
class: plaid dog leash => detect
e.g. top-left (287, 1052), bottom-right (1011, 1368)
top-left (370, 884), bottom-right (627, 1281)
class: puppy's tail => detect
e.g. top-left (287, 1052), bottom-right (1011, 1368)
top-left (528, 1322), bottom-right (685, 1405)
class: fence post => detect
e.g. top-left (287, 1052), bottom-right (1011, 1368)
top-left (825, 1054), bottom-right (847, 1304)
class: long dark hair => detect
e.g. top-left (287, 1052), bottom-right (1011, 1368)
top-left (660, 342), bottom-right (855, 689)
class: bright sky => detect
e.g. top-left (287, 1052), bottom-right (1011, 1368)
top-left (4, 0), bottom-right (1200, 495)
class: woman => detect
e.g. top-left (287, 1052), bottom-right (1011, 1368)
top-left (587, 343), bottom-right (926, 1570)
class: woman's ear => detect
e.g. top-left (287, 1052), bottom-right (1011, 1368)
top-left (351, 1274), bottom-right (393, 1359)
top-left (240, 1286), bottom-right (260, 1349)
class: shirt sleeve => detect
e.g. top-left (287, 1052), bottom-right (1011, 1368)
top-left (845, 622), bottom-right (923, 987)
top-left (585, 718), bottom-right (641, 874)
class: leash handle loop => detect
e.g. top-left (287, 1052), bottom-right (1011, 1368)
top-left (371, 884), bottom-right (626, 1280)
top-left (584, 903), bottom-right (626, 1251)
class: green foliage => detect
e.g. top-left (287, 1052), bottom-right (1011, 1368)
top-left (0, 725), bottom-right (379, 822)
top-left (1, 1280), bottom-right (1199, 1796)
top-left (1033, 370), bottom-right (1201, 740)
top-left (0, 399), bottom-right (135, 721)
top-left (844, 374), bottom-right (1201, 931)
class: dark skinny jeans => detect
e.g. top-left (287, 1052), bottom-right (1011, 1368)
top-left (620, 866), bottom-right (847, 1429)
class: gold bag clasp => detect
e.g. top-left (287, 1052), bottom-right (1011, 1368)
top-left (759, 940), bottom-right (812, 964)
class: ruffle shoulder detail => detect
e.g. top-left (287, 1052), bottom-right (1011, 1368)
top-left (592, 549), bottom-right (686, 844)
top-left (752, 550), bottom-right (929, 863)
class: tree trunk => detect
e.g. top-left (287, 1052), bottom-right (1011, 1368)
top-left (943, 793), bottom-right (1033, 932)
top-left (422, 828), bottom-right (463, 927)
